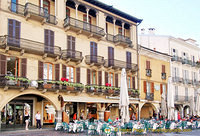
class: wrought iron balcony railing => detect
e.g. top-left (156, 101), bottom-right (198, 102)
top-left (9, 2), bottom-right (25, 15)
top-left (24, 3), bottom-right (57, 25)
top-left (192, 80), bottom-right (200, 86)
top-left (182, 79), bottom-right (192, 85)
top-left (0, 35), bottom-right (61, 57)
top-left (171, 56), bottom-right (182, 62)
top-left (106, 34), bottom-right (132, 47)
top-left (128, 88), bottom-right (139, 98)
top-left (161, 73), bottom-right (166, 80)
top-left (64, 17), bottom-right (105, 37)
top-left (172, 77), bottom-right (183, 83)
top-left (0, 75), bottom-right (29, 89)
top-left (61, 49), bottom-right (83, 62)
top-left (174, 95), bottom-right (191, 103)
top-left (104, 59), bottom-right (137, 71)
top-left (146, 93), bottom-right (154, 101)
top-left (146, 69), bottom-right (152, 77)
top-left (37, 79), bottom-right (84, 92)
top-left (182, 58), bottom-right (192, 65)
top-left (85, 55), bottom-right (105, 66)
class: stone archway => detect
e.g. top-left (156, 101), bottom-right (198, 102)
top-left (183, 105), bottom-right (190, 117)
top-left (140, 103), bottom-right (158, 119)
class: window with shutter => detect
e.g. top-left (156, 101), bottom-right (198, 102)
top-left (44, 29), bottom-right (54, 54)
top-left (146, 60), bottom-right (150, 69)
top-left (143, 81), bottom-right (147, 93)
top-left (55, 64), bottom-right (60, 81)
top-left (11, 0), bottom-right (18, 12)
top-left (7, 56), bottom-right (19, 76)
top-left (21, 58), bottom-right (27, 77)
top-left (66, 7), bottom-right (70, 17)
top-left (62, 64), bottom-right (66, 78)
top-left (108, 47), bottom-right (114, 67)
top-left (76, 67), bottom-right (80, 83)
top-left (38, 61), bottom-right (43, 80)
top-left (132, 77), bottom-right (135, 89)
top-left (0, 55), bottom-right (7, 75)
top-left (162, 65), bottom-right (165, 73)
top-left (160, 84), bottom-right (163, 94)
top-left (98, 71), bottom-right (102, 85)
top-left (90, 42), bottom-right (97, 63)
top-left (126, 52), bottom-right (131, 69)
top-left (43, 63), bottom-right (53, 80)
top-left (118, 27), bottom-right (122, 35)
top-left (115, 73), bottom-right (118, 87)
top-left (151, 82), bottom-right (154, 93)
top-left (8, 19), bottom-right (20, 47)
top-left (66, 66), bottom-right (74, 82)
top-left (105, 72), bottom-right (108, 85)
top-left (87, 69), bottom-right (90, 84)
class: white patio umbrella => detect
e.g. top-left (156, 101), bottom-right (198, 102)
top-left (195, 89), bottom-right (200, 116)
top-left (167, 77), bottom-right (174, 120)
top-left (119, 68), bottom-right (129, 125)
top-left (161, 86), bottom-right (167, 118)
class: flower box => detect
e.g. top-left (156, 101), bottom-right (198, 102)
top-left (43, 84), bottom-right (52, 89)
top-left (67, 86), bottom-right (74, 91)
top-left (108, 89), bottom-right (114, 94)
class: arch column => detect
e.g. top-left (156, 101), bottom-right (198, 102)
top-left (122, 22), bottom-right (125, 36)
top-left (96, 11), bottom-right (99, 26)
top-left (86, 8), bottom-right (89, 23)
top-left (75, 3), bottom-right (79, 19)
top-left (113, 19), bottom-right (116, 35)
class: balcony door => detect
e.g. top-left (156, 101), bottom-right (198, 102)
top-left (108, 47), bottom-right (114, 67)
top-left (90, 42), bottom-right (97, 63)
top-left (11, 0), bottom-right (17, 13)
top-left (126, 51), bottom-right (131, 69)
top-left (8, 19), bottom-right (20, 47)
top-left (43, 0), bottom-right (50, 17)
top-left (67, 36), bottom-right (75, 58)
top-left (44, 29), bottom-right (54, 54)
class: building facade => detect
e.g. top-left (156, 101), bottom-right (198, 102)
top-left (140, 29), bottom-right (200, 118)
top-left (139, 46), bottom-right (170, 119)
top-left (0, 0), bottom-right (142, 129)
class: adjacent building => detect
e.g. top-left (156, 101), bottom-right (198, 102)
top-left (0, 0), bottom-right (142, 129)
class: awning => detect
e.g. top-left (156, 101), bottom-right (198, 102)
top-left (62, 93), bottom-right (139, 104)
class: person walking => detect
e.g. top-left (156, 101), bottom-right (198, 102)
top-left (24, 111), bottom-right (30, 130)
top-left (35, 111), bottom-right (41, 129)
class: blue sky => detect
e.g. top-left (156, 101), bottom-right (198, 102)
top-left (99, 0), bottom-right (200, 43)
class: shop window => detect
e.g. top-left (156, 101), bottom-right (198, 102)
top-left (43, 101), bottom-right (55, 124)
top-left (7, 56), bottom-right (19, 76)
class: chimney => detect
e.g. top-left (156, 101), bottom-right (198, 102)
top-left (141, 28), bottom-right (145, 34)
top-left (148, 28), bottom-right (155, 35)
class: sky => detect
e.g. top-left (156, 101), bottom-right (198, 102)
top-left (99, 0), bottom-right (200, 44)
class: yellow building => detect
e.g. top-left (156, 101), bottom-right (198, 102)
top-left (0, 0), bottom-right (142, 129)
top-left (139, 46), bottom-right (170, 119)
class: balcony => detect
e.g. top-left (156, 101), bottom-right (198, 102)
top-left (172, 77), bottom-right (183, 83)
top-left (161, 73), bottom-right (166, 80)
top-left (183, 79), bottom-right (192, 85)
top-left (196, 61), bottom-right (200, 68)
top-left (85, 55), bottom-right (105, 66)
top-left (24, 3), bottom-right (57, 25)
top-left (64, 17), bottom-right (105, 39)
top-left (171, 56), bottom-right (182, 62)
top-left (128, 88), bottom-right (140, 98)
top-left (0, 75), bottom-right (29, 90)
top-left (146, 69), bottom-right (152, 77)
top-left (37, 79), bottom-right (84, 93)
top-left (182, 59), bottom-right (192, 65)
top-left (85, 84), bottom-right (120, 96)
top-left (61, 49), bottom-right (83, 63)
top-left (192, 80), bottom-right (200, 86)
top-left (104, 59), bottom-right (137, 71)
top-left (106, 34), bottom-right (132, 48)
top-left (174, 95), bottom-right (191, 104)
top-left (145, 93), bottom-right (154, 101)
top-left (9, 2), bottom-right (25, 15)
top-left (0, 35), bottom-right (61, 58)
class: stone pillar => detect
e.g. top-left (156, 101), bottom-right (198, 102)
top-left (75, 4), bottom-right (79, 19)
top-left (98, 110), bottom-right (104, 121)
top-left (40, 0), bottom-right (43, 7)
top-left (113, 19), bottom-right (116, 35)
top-left (55, 110), bottom-right (63, 123)
top-left (96, 11), bottom-right (99, 26)
top-left (122, 22), bottom-right (124, 36)
top-left (86, 8), bottom-right (89, 23)
top-left (54, 0), bottom-right (57, 16)
top-left (104, 14), bottom-right (107, 34)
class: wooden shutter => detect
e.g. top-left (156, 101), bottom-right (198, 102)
top-left (98, 71), bottom-right (102, 85)
top-left (132, 77), bottom-right (135, 89)
top-left (44, 29), bottom-right (49, 52)
top-left (126, 52), bottom-right (131, 64)
top-left (160, 84), bottom-right (163, 94)
top-left (8, 19), bottom-right (14, 37)
top-left (162, 65), bottom-right (165, 73)
top-left (87, 69), bottom-right (90, 84)
top-left (15, 20), bottom-right (21, 39)
top-left (72, 36), bottom-right (75, 51)
top-left (0, 54), bottom-right (6, 75)
top-left (105, 72), bottom-right (108, 84)
top-left (94, 42), bottom-right (97, 56)
top-left (21, 58), bottom-right (27, 77)
top-left (55, 64), bottom-right (60, 81)
top-left (38, 61), bottom-right (43, 80)
top-left (146, 61), bottom-right (148, 69)
top-left (62, 64), bottom-right (66, 78)
top-left (76, 67), bottom-right (80, 83)
top-left (143, 81), bottom-right (147, 93)
top-left (67, 36), bottom-right (71, 50)
top-left (90, 42), bottom-right (94, 56)
top-left (151, 82), bottom-right (154, 93)
top-left (50, 30), bottom-right (54, 53)
top-left (115, 73), bottom-right (118, 87)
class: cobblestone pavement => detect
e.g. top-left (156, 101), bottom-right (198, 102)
top-left (0, 129), bottom-right (200, 136)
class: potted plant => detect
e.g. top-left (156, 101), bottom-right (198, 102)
top-left (105, 83), bottom-right (114, 94)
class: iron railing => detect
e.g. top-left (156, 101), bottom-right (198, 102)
top-left (0, 35), bottom-right (61, 57)
top-left (104, 59), bottom-right (137, 71)
top-left (146, 93), bottom-right (154, 101)
top-left (9, 2), bottom-right (25, 15)
top-left (0, 75), bottom-right (29, 89)
top-left (64, 17), bottom-right (105, 37)
top-left (85, 55), bottom-right (105, 66)
top-left (182, 59), bottom-right (192, 65)
top-left (146, 69), bottom-right (152, 77)
top-left (171, 56), bottom-right (182, 62)
top-left (61, 49), bottom-right (83, 62)
top-left (174, 95), bottom-right (191, 103)
top-left (172, 77), bottom-right (183, 83)
top-left (182, 79), bottom-right (192, 85)
top-left (192, 80), bottom-right (200, 86)
top-left (161, 73), bottom-right (166, 80)
top-left (114, 34), bottom-right (132, 45)
top-left (24, 3), bottom-right (57, 25)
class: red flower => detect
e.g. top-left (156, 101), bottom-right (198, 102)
top-left (61, 77), bottom-right (66, 82)
top-left (106, 83), bottom-right (109, 86)
top-left (109, 84), bottom-right (111, 87)
top-left (65, 78), bottom-right (69, 82)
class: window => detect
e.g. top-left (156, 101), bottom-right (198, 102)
top-left (83, 15), bottom-right (91, 24)
top-left (44, 29), bottom-right (54, 53)
top-left (11, 0), bottom-right (18, 12)
top-left (118, 27), bottom-right (122, 35)
top-left (8, 19), bottom-right (21, 46)
top-left (162, 65), bottom-right (165, 73)
top-left (7, 56), bottom-right (19, 76)
top-left (91, 70), bottom-right (97, 84)
top-left (43, 63), bottom-right (54, 80)
top-left (146, 61), bottom-right (150, 69)
top-left (127, 76), bottom-right (131, 88)
top-left (106, 23), bottom-right (108, 33)
top-left (108, 47), bottom-right (114, 66)
top-left (90, 42), bottom-right (97, 63)
top-left (126, 52), bottom-right (131, 69)
top-left (185, 88), bottom-right (188, 101)
top-left (67, 36), bottom-right (75, 50)
top-left (43, 0), bottom-right (50, 14)
top-left (66, 66), bottom-right (74, 82)
top-left (66, 7), bottom-right (70, 17)
top-left (108, 73), bottom-right (114, 86)
top-left (146, 82), bottom-right (151, 94)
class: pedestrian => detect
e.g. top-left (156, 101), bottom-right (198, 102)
top-left (80, 111), bottom-right (84, 120)
top-left (35, 111), bottom-right (41, 129)
top-left (24, 110), bottom-right (30, 130)
top-left (73, 113), bottom-right (77, 120)
top-left (132, 113), bottom-right (136, 120)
